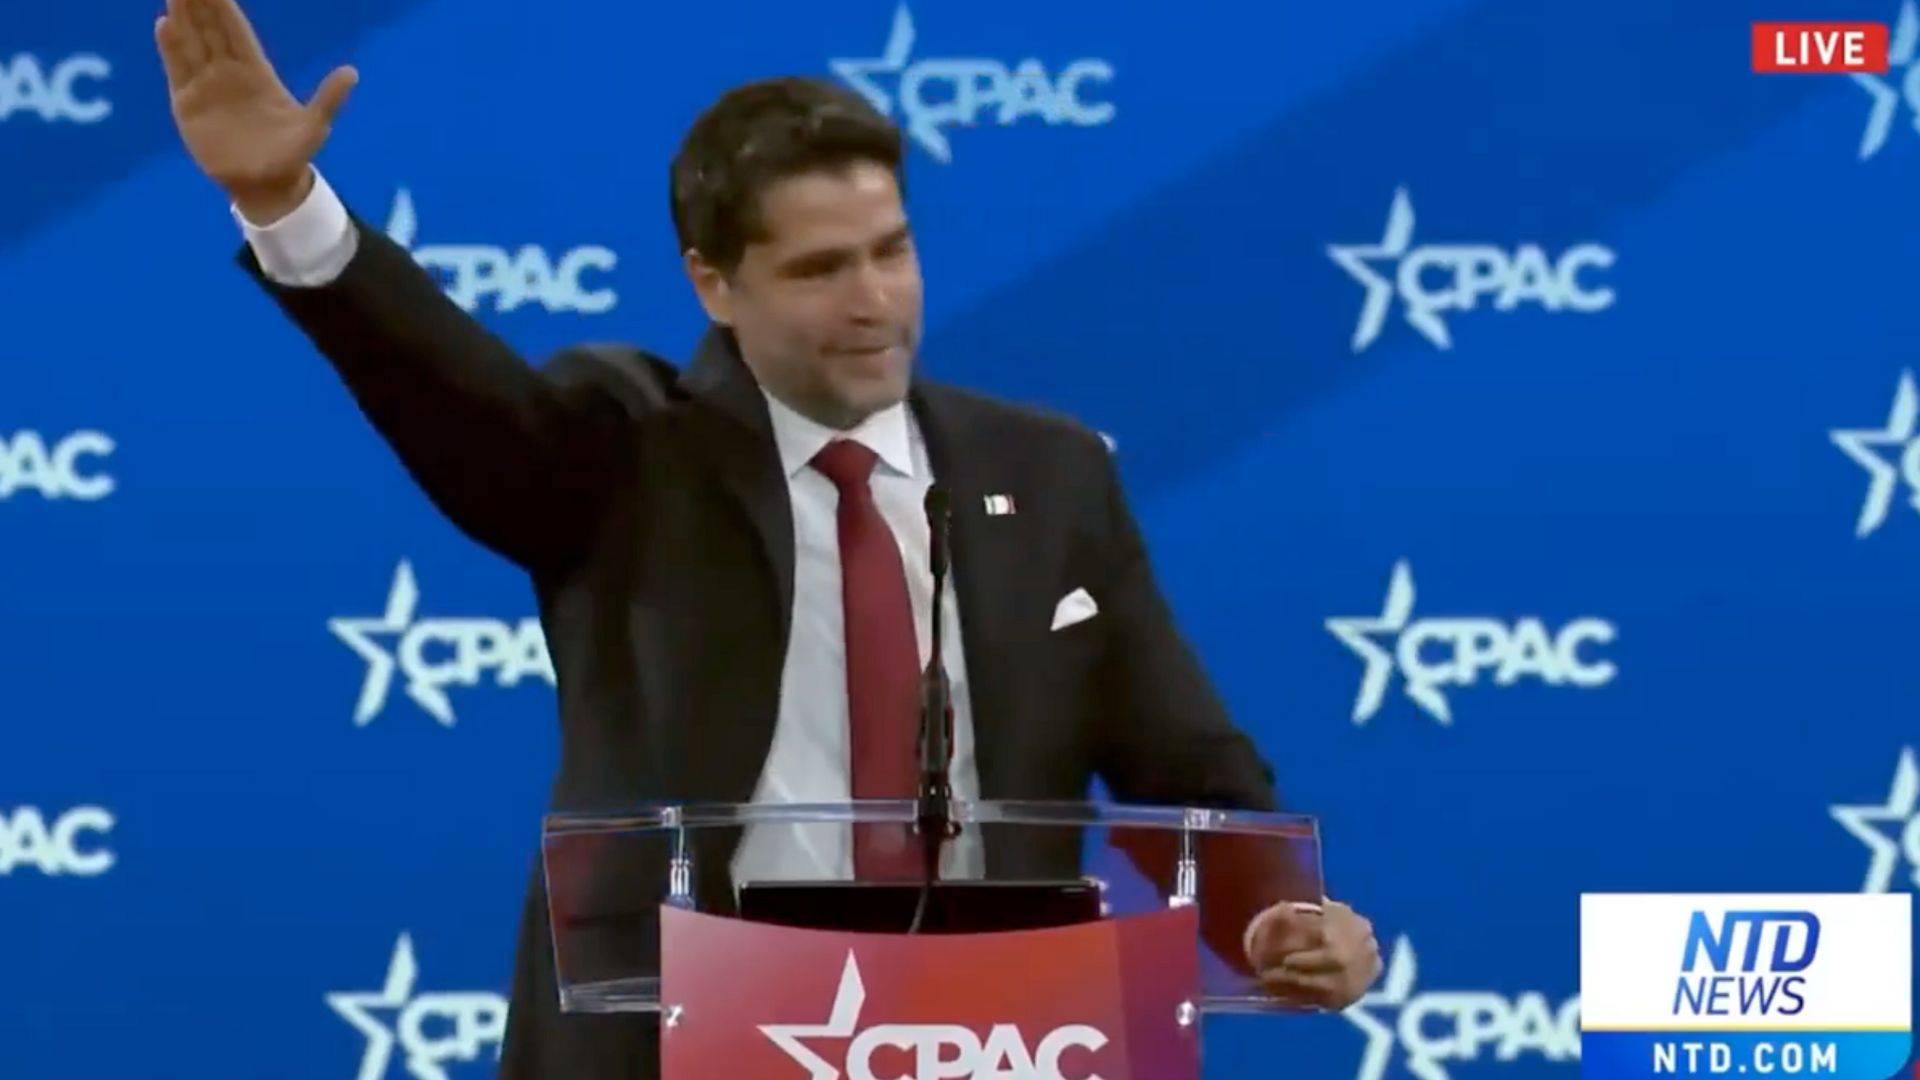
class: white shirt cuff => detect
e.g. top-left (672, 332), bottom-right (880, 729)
top-left (231, 166), bottom-right (358, 287)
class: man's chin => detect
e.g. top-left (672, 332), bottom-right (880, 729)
top-left (847, 353), bottom-right (911, 392)
top-left (836, 342), bottom-right (909, 373)
top-left (831, 376), bottom-right (910, 422)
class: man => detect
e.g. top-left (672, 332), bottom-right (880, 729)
top-left (154, 0), bottom-right (1382, 1075)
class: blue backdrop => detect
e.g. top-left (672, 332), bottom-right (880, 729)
top-left (4, 0), bottom-right (1917, 1077)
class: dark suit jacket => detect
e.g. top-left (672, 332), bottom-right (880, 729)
top-left (237, 214), bottom-right (1283, 1079)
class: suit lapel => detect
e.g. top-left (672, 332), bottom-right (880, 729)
top-left (911, 383), bottom-right (1021, 805)
top-left (682, 327), bottom-right (795, 632)
top-left (681, 328), bottom-right (794, 802)
top-left (677, 337), bottom-right (1026, 816)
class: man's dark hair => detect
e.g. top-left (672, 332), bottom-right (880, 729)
top-left (670, 76), bottom-right (907, 274)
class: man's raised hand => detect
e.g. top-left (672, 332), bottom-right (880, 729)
top-left (156, 0), bottom-right (358, 221)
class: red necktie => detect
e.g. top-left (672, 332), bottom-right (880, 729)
top-left (810, 439), bottom-right (922, 880)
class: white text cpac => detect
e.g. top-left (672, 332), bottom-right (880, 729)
top-left (1, 431), bottom-right (115, 500)
top-left (1, 53), bottom-right (110, 123)
top-left (0, 806), bottom-right (115, 876)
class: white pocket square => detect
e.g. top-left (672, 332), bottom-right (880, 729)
top-left (1051, 587), bottom-right (1099, 630)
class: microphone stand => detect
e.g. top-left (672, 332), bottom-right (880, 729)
top-left (910, 485), bottom-right (959, 933)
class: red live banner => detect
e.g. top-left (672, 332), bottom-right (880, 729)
top-left (659, 904), bottom-right (1203, 1080)
top-left (1752, 22), bottom-right (1890, 73)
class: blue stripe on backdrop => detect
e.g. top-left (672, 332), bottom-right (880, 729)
top-left (3, 0), bottom-right (1915, 1077)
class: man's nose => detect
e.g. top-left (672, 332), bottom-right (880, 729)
top-left (843, 259), bottom-right (892, 315)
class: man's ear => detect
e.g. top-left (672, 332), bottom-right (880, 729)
top-left (683, 249), bottom-right (733, 325)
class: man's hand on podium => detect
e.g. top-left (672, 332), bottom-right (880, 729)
top-left (1242, 898), bottom-right (1382, 1010)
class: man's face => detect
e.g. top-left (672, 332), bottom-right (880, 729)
top-left (688, 160), bottom-right (923, 429)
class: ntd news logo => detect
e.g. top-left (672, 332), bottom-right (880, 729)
top-left (1580, 894), bottom-right (1910, 1080)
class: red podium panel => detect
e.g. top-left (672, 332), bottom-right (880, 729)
top-left (659, 903), bottom-right (1203, 1079)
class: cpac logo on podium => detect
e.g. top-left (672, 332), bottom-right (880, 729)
top-left (830, 3), bottom-right (1116, 164)
top-left (0, 430), bottom-right (114, 501)
top-left (0, 805), bottom-right (115, 877)
top-left (328, 560), bottom-right (553, 727)
top-left (385, 188), bottom-right (617, 315)
top-left (1327, 187), bottom-right (1615, 352)
top-left (1325, 560), bottom-right (1617, 725)
top-left (762, 951), bottom-right (1110, 1080)
top-left (0, 52), bottom-right (111, 123)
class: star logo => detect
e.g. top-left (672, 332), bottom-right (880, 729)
top-left (328, 560), bottom-right (440, 726)
top-left (386, 188), bottom-right (421, 247)
top-left (326, 561), bottom-right (554, 727)
top-left (1343, 936), bottom-right (1580, 1080)
top-left (1326, 188), bottom-right (1615, 353)
top-left (1854, 0), bottom-right (1920, 160)
top-left (1327, 187), bottom-right (1431, 352)
top-left (759, 951), bottom-right (868, 1079)
top-left (1830, 370), bottom-right (1920, 538)
top-left (1831, 746), bottom-right (1920, 893)
top-left (1326, 561), bottom-right (1450, 724)
top-left (1325, 562), bottom-right (1616, 726)
top-left (327, 933), bottom-right (510, 1080)
top-left (1344, 937), bottom-right (1428, 1080)
top-left (329, 933), bottom-right (424, 1080)
top-left (827, 3), bottom-right (1117, 165)
top-left (830, 4), bottom-right (939, 160)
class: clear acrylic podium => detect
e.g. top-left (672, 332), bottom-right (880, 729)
top-left (542, 798), bottom-right (1325, 1074)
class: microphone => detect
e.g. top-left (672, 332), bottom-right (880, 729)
top-left (925, 484), bottom-right (950, 586)
top-left (911, 484), bottom-right (959, 932)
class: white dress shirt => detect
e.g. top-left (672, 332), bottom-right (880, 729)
top-left (734, 389), bottom-right (983, 884)
top-left (234, 167), bottom-right (984, 887)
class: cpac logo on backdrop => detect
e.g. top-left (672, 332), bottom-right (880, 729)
top-left (1854, 0), bottom-right (1920, 159)
top-left (0, 806), bottom-right (115, 877)
top-left (384, 188), bottom-right (617, 315)
top-left (1327, 187), bottom-right (1615, 352)
top-left (0, 430), bottom-right (114, 500)
top-left (1830, 369), bottom-right (1920, 537)
top-left (762, 951), bottom-right (1109, 1079)
top-left (830, 3), bottom-right (1116, 164)
top-left (1345, 936), bottom-right (1580, 1080)
top-left (328, 560), bottom-right (553, 727)
top-left (1830, 746), bottom-right (1920, 892)
top-left (1325, 560), bottom-right (1617, 725)
top-left (328, 932), bottom-right (508, 1080)
top-left (0, 52), bottom-right (111, 123)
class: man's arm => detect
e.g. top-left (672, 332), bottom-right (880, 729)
top-left (1083, 443), bottom-right (1278, 810)
top-left (232, 169), bottom-right (631, 569)
top-left (1079, 438), bottom-right (1315, 975)
top-left (159, 0), bottom-right (627, 570)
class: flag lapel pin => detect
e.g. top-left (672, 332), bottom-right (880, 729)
top-left (983, 494), bottom-right (1017, 516)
